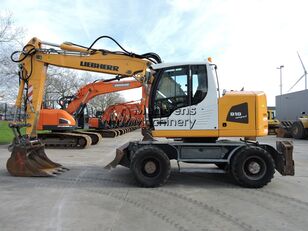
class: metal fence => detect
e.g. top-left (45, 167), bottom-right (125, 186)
top-left (0, 102), bottom-right (26, 121)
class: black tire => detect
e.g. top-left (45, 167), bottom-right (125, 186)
top-left (130, 146), bottom-right (171, 187)
top-left (231, 146), bottom-right (275, 188)
top-left (291, 121), bottom-right (306, 139)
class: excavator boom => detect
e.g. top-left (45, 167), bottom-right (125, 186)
top-left (8, 36), bottom-right (159, 176)
top-left (64, 80), bottom-right (143, 115)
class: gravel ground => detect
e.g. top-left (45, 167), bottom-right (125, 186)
top-left (0, 130), bottom-right (307, 231)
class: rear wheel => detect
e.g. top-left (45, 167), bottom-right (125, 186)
top-left (291, 121), bottom-right (306, 139)
top-left (130, 146), bottom-right (171, 187)
top-left (231, 146), bottom-right (275, 188)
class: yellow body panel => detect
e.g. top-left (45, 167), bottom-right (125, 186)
top-left (255, 94), bottom-right (269, 136)
top-left (218, 91), bottom-right (255, 133)
top-left (152, 91), bottom-right (268, 138)
top-left (218, 91), bottom-right (267, 137)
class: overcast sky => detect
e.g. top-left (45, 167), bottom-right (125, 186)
top-left (2, 0), bottom-right (308, 106)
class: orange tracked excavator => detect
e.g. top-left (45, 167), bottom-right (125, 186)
top-left (116, 101), bottom-right (144, 127)
top-left (89, 100), bottom-right (143, 128)
top-left (8, 36), bottom-right (160, 176)
top-left (37, 79), bottom-right (143, 147)
top-left (128, 102), bottom-right (144, 126)
top-left (89, 100), bottom-right (143, 136)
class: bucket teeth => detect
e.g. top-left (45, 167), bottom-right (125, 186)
top-left (6, 142), bottom-right (68, 177)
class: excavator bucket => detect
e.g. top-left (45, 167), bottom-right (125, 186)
top-left (7, 140), bottom-right (68, 177)
top-left (105, 142), bottom-right (131, 169)
top-left (7, 123), bottom-right (69, 177)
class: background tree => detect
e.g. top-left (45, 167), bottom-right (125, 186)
top-left (0, 11), bottom-right (25, 103)
top-left (88, 93), bottom-right (125, 116)
top-left (44, 67), bottom-right (125, 115)
top-left (0, 12), bottom-right (126, 116)
top-left (44, 67), bottom-right (81, 107)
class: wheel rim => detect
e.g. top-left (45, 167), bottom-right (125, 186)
top-left (242, 156), bottom-right (267, 180)
top-left (141, 158), bottom-right (160, 177)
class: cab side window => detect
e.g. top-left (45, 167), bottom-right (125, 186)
top-left (191, 65), bottom-right (208, 105)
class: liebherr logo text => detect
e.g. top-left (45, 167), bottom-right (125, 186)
top-left (80, 61), bottom-right (119, 71)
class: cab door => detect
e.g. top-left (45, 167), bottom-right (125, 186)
top-left (151, 66), bottom-right (191, 131)
top-left (189, 64), bottom-right (218, 132)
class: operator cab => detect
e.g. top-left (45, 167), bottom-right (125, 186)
top-left (149, 62), bottom-right (219, 136)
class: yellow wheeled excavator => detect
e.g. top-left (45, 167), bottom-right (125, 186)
top-left (7, 36), bottom-right (294, 188)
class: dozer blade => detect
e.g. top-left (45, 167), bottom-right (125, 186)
top-left (7, 142), bottom-right (68, 177)
top-left (105, 142), bottom-right (130, 169)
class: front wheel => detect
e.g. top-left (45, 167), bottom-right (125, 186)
top-left (130, 146), bottom-right (171, 187)
top-left (231, 146), bottom-right (275, 188)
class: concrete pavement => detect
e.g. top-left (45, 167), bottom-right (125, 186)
top-left (0, 131), bottom-right (307, 231)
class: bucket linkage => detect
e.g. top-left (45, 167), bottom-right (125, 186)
top-left (7, 123), bottom-right (69, 177)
